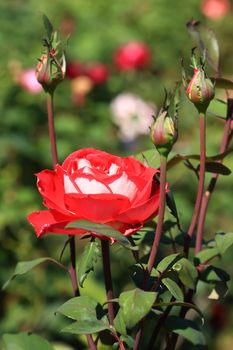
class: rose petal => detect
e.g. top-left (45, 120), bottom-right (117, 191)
top-left (36, 166), bottom-right (67, 213)
top-left (64, 193), bottom-right (130, 222)
top-left (27, 210), bottom-right (85, 237)
top-left (109, 171), bottom-right (138, 202)
top-left (117, 191), bottom-right (160, 224)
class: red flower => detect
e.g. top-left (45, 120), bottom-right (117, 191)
top-left (28, 148), bottom-right (160, 238)
top-left (86, 63), bottom-right (109, 84)
top-left (201, 0), bottom-right (230, 20)
top-left (114, 42), bottom-right (151, 71)
top-left (66, 61), bottom-right (87, 80)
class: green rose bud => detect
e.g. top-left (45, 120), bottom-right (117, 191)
top-left (150, 109), bottom-right (177, 157)
top-left (186, 67), bottom-right (215, 111)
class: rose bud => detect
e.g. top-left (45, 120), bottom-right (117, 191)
top-left (186, 68), bottom-right (215, 107)
top-left (36, 16), bottom-right (66, 93)
top-left (36, 49), bottom-right (66, 93)
top-left (114, 41), bottom-right (151, 71)
top-left (184, 51), bottom-right (215, 112)
top-left (150, 110), bottom-right (177, 157)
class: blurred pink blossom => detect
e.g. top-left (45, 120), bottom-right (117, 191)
top-left (19, 69), bottom-right (42, 94)
top-left (201, 0), bottom-right (230, 20)
top-left (110, 93), bottom-right (156, 142)
top-left (113, 42), bottom-right (151, 71)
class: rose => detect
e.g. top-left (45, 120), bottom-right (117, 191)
top-left (113, 42), bottom-right (151, 71)
top-left (86, 63), bottom-right (109, 85)
top-left (201, 0), bottom-right (230, 20)
top-left (28, 148), bottom-right (160, 238)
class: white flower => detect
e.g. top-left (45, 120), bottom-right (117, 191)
top-left (110, 93), bottom-right (156, 141)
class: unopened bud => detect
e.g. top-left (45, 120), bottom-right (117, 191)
top-left (36, 49), bottom-right (66, 93)
top-left (186, 68), bottom-right (214, 109)
top-left (150, 110), bottom-right (177, 157)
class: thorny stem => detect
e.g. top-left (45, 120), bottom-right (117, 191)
top-left (133, 155), bottom-right (167, 350)
top-left (101, 240), bottom-right (115, 325)
top-left (46, 92), bottom-right (96, 349)
top-left (184, 112), bottom-right (206, 257)
top-left (195, 99), bottom-right (233, 254)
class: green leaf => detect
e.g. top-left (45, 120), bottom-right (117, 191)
top-left (78, 239), bottom-right (101, 287)
top-left (156, 253), bottom-right (182, 272)
top-left (162, 277), bottom-right (183, 301)
top-left (43, 14), bottom-right (53, 41)
top-left (134, 149), bottom-right (160, 168)
top-left (201, 266), bottom-right (230, 283)
top-left (57, 296), bottom-right (110, 334)
top-left (3, 332), bottom-right (54, 350)
top-left (186, 19), bottom-right (219, 73)
top-left (119, 288), bottom-right (157, 328)
top-left (120, 335), bottom-right (135, 348)
top-left (197, 162), bottom-right (231, 175)
top-left (167, 148), bottom-right (233, 170)
top-left (153, 301), bottom-right (204, 321)
top-left (176, 258), bottom-right (198, 290)
top-left (66, 220), bottom-right (137, 250)
top-left (166, 190), bottom-right (181, 227)
top-left (215, 232), bottom-right (233, 255)
top-left (2, 257), bottom-right (62, 290)
top-left (195, 248), bottom-right (219, 264)
top-left (113, 309), bottom-right (127, 336)
top-left (213, 78), bottom-right (233, 90)
top-left (165, 316), bottom-right (206, 345)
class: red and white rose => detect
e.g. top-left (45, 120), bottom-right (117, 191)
top-left (28, 148), bottom-right (160, 238)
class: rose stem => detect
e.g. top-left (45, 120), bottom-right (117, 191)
top-left (46, 92), bottom-right (58, 168)
top-left (101, 240), bottom-right (114, 325)
top-left (195, 99), bottom-right (233, 254)
top-left (184, 111), bottom-right (206, 257)
top-left (46, 92), bottom-right (96, 349)
top-left (147, 155), bottom-right (167, 276)
top-left (133, 155), bottom-right (167, 350)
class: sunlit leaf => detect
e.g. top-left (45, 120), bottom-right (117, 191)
top-left (156, 253), bottom-right (182, 272)
top-left (134, 149), bottom-right (160, 168)
top-left (57, 296), bottom-right (110, 334)
top-left (175, 258), bottom-right (198, 290)
top-left (215, 232), bottom-right (233, 255)
top-left (195, 248), bottom-right (219, 264)
top-left (113, 309), bottom-right (127, 336)
top-left (119, 288), bottom-right (157, 328)
top-left (162, 277), bottom-right (183, 300)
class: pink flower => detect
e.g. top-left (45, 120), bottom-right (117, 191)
top-left (27, 148), bottom-right (160, 238)
top-left (113, 42), bottom-right (151, 71)
top-left (110, 93), bottom-right (156, 141)
top-left (19, 69), bottom-right (42, 94)
top-left (201, 0), bottom-right (230, 20)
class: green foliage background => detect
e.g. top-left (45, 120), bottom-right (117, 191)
top-left (0, 0), bottom-right (233, 349)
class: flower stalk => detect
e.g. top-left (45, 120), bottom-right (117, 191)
top-left (184, 111), bottom-right (206, 256)
top-left (101, 240), bottom-right (115, 325)
top-left (195, 98), bottom-right (233, 254)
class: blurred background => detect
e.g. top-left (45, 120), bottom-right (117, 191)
top-left (0, 0), bottom-right (233, 349)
